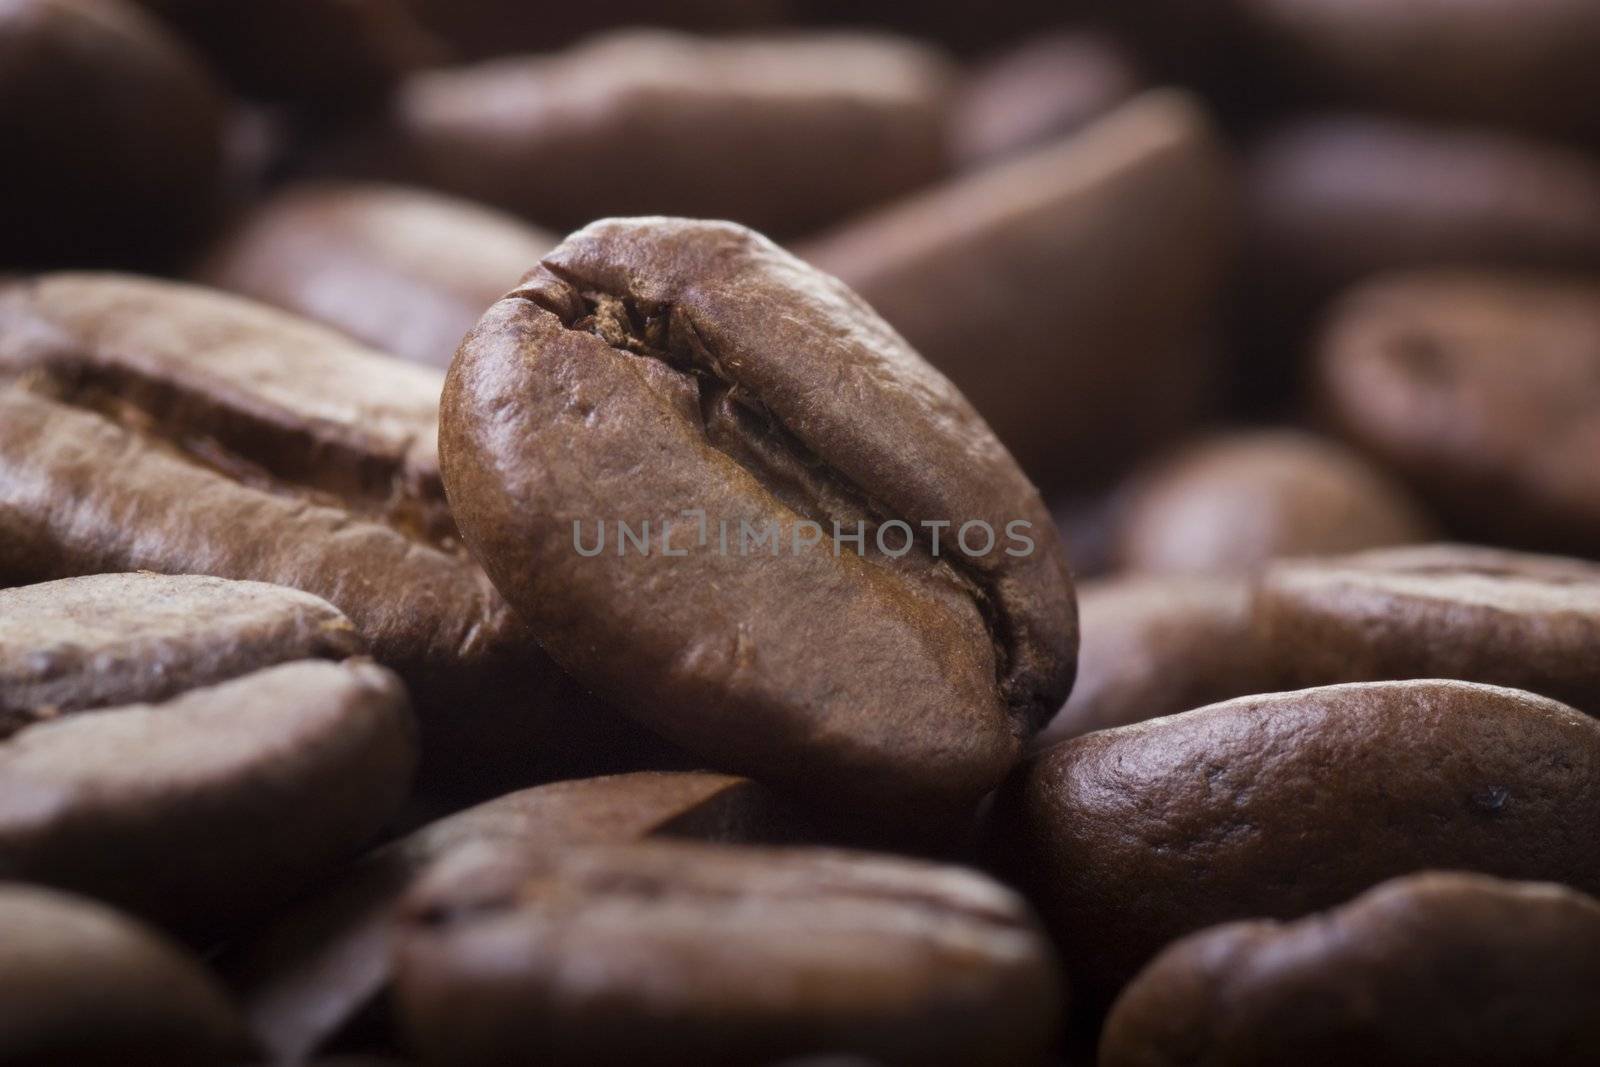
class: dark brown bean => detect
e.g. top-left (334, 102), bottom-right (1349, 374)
top-left (991, 679), bottom-right (1600, 1008)
top-left (1317, 270), bottom-right (1600, 553)
top-left (1256, 543), bottom-right (1600, 712)
top-left (222, 772), bottom-right (802, 1063)
top-left (128, 0), bottom-right (435, 107)
top-left (1102, 872), bottom-right (1600, 1067)
top-left (357, 30), bottom-right (954, 238)
top-left (0, 0), bottom-right (227, 269)
top-left (1246, 116), bottom-right (1600, 303)
top-left (0, 883), bottom-right (250, 1065)
top-left (801, 91), bottom-right (1235, 490)
top-left (441, 217), bottom-right (1077, 817)
top-left (1110, 429), bottom-right (1435, 573)
top-left (391, 841), bottom-right (1062, 1067)
top-left (0, 573), bottom-right (416, 938)
top-left (195, 181), bottom-right (558, 369)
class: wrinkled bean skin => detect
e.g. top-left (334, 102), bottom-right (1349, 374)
top-left (441, 217), bottom-right (1077, 820)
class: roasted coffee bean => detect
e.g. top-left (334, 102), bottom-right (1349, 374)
top-left (992, 680), bottom-right (1600, 1008)
top-left (1317, 270), bottom-right (1600, 553)
top-left (950, 31), bottom-right (1141, 169)
top-left (1257, 544), bottom-right (1600, 712)
top-left (353, 30), bottom-right (953, 238)
top-left (129, 0), bottom-right (435, 107)
top-left (0, 273), bottom-right (667, 792)
top-left (801, 91), bottom-right (1234, 489)
top-left (196, 181), bottom-right (558, 369)
top-left (1247, 116), bottom-right (1600, 305)
top-left (391, 841), bottom-right (1062, 1067)
top-left (441, 217), bottom-right (1077, 817)
top-left (1229, 0), bottom-right (1600, 139)
top-left (0, 571), bottom-right (362, 718)
top-left (1034, 574), bottom-right (1262, 749)
top-left (0, 883), bottom-right (250, 1065)
top-left (0, 573), bottom-right (416, 938)
top-left (223, 772), bottom-right (802, 1063)
top-left (401, 0), bottom-right (786, 61)
top-left (1110, 429), bottom-right (1434, 574)
top-left (1101, 872), bottom-right (1600, 1067)
top-left (0, 0), bottom-right (227, 269)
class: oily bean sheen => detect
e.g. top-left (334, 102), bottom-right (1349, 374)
top-left (0, 884), bottom-right (250, 1065)
top-left (800, 91), bottom-right (1234, 489)
top-left (368, 31), bottom-right (953, 237)
top-left (993, 680), bottom-right (1600, 1008)
top-left (0, 0), bottom-right (227, 269)
top-left (1231, 0), bottom-right (1600, 138)
top-left (391, 841), bottom-right (1062, 1067)
top-left (440, 217), bottom-right (1077, 817)
top-left (949, 31), bottom-right (1141, 169)
top-left (1102, 872), bottom-right (1600, 1067)
top-left (1317, 271), bottom-right (1600, 552)
top-left (0, 273), bottom-right (655, 790)
top-left (196, 182), bottom-right (559, 369)
top-left (1034, 574), bottom-right (1264, 750)
top-left (1257, 544), bottom-right (1600, 712)
top-left (223, 772), bottom-right (800, 1063)
top-left (1111, 429), bottom-right (1434, 574)
top-left (0, 574), bottom-right (416, 939)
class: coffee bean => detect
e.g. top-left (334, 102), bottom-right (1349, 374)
top-left (800, 91), bottom-right (1234, 489)
top-left (353, 30), bottom-right (953, 237)
top-left (440, 217), bottom-right (1076, 816)
top-left (222, 772), bottom-right (803, 1063)
top-left (1034, 574), bottom-right (1263, 749)
top-left (0, 0), bottom-right (227, 269)
top-left (0, 571), bottom-right (361, 715)
top-left (0, 273), bottom-right (669, 792)
top-left (196, 181), bottom-right (558, 369)
top-left (390, 841), bottom-right (1062, 1066)
top-left (991, 680), bottom-right (1600, 1007)
top-left (1257, 543), bottom-right (1600, 711)
top-left (0, 883), bottom-right (250, 1065)
top-left (1101, 872), bottom-right (1600, 1067)
top-left (1317, 270), bottom-right (1600, 553)
top-left (0, 573), bottom-right (416, 938)
top-left (402, 0), bottom-right (786, 61)
top-left (949, 31), bottom-right (1141, 169)
top-left (1247, 116), bottom-right (1600, 304)
top-left (1110, 429), bottom-right (1435, 574)
top-left (1229, 0), bottom-right (1600, 138)
top-left (128, 0), bottom-right (435, 108)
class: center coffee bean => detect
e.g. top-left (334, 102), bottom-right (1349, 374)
top-left (440, 217), bottom-right (1077, 817)
top-left (0, 572), bottom-right (416, 939)
top-left (390, 841), bottom-right (1061, 1067)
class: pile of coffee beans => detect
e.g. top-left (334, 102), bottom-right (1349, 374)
top-left (3, 1), bottom-right (1599, 1063)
